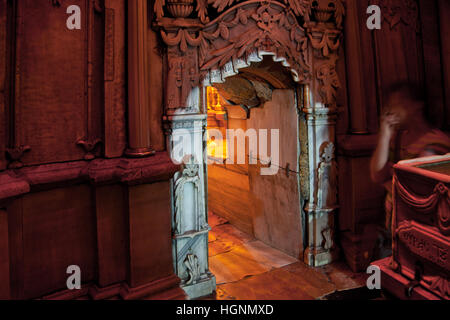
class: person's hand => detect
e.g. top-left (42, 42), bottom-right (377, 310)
top-left (380, 112), bottom-right (400, 139)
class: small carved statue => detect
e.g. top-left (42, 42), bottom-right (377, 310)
top-left (317, 61), bottom-right (340, 105)
top-left (317, 142), bottom-right (338, 209)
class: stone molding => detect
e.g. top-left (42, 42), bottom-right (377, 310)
top-left (0, 152), bottom-right (179, 205)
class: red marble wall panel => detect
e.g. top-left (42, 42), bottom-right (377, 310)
top-left (127, 182), bottom-right (174, 288)
top-left (9, 185), bottom-right (97, 299)
top-left (0, 209), bottom-right (10, 299)
top-left (12, 0), bottom-right (104, 165)
top-left (438, 0), bottom-right (450, 130)
top-left (0, 0), bottom-right (6, 170)
top-left (418, 0), bottom-right (446, 129)
top-left (95, 184), bottom-right (127, 287)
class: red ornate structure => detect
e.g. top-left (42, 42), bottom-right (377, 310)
top-left (373, 155), bottom-right (450, 300)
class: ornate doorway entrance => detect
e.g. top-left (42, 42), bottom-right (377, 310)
top-left (153, 0), bottom-right (345, 298)
top-left (205, 57), bottom-right (303, 258)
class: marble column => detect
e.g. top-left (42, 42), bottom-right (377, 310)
top-left (165, 103), bottom-right (216, 299)
top-left (301, 85), bottom-right (339, 267)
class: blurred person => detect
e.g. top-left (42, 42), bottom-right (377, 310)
top-left (370, 83), bottom-right (450, 234)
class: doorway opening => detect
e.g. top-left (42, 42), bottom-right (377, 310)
top-left (205, 57), bottom-right (305, 288)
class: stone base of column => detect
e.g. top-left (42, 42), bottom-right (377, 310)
top-left (172, 230), bottom-right (216, 300)
top-left (303, 206), bottom-right (339, 267)
top-left (304, 246), bottom-right (340, 267)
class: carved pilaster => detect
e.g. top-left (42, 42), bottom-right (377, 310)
top-left (301, 105), bottom-right (340, 266)
top-left (165, 114), bottom-right (215, 299)
top-left (300, 0), bottom-right (343, 266)
top-left (126, 0), bottom-right (155, 157)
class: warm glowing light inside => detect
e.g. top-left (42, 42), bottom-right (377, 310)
top-left (207, 86), bottom-right (222, 110)
top-left (207, 87), bottom-right (228, 160)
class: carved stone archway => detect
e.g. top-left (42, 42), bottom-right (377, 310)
top-left (154, 0), bottom-right (345, 299)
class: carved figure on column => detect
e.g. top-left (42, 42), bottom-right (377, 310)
top-left (173, 155), bottom-right (207, 234)
top-left (321, 226), bottom-right (335, 251)
top-left (167, 55), bottom-right (185, 111)
top-left (316, 59), bottom-right (340, 106)
top-left (317, 142), bottom-right (338, 209)
top-left (165, 46), bottom-right (200, 114)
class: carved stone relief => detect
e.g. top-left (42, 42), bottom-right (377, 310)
top-left (428, 276), bottom-right (450, 299)
top-left (6, 146), bottom-right (31, 169)
top-left (166, 47), bottom-right (200, 114)
top-left (321, 226), bottom-right (335, 251)
top-left (77, 138), bottom-right (102, 161)
top-left (375, 0), bottom-right (419, 31)
top-left (154, 0), bottom-right (345, 111)
top-left (173, 155), bottom-right (207, 235)
top-left (184, 253), bottom-right (202, 285)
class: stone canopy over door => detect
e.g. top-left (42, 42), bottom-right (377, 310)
top-left (153, 0), bottom-right (345, 299)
